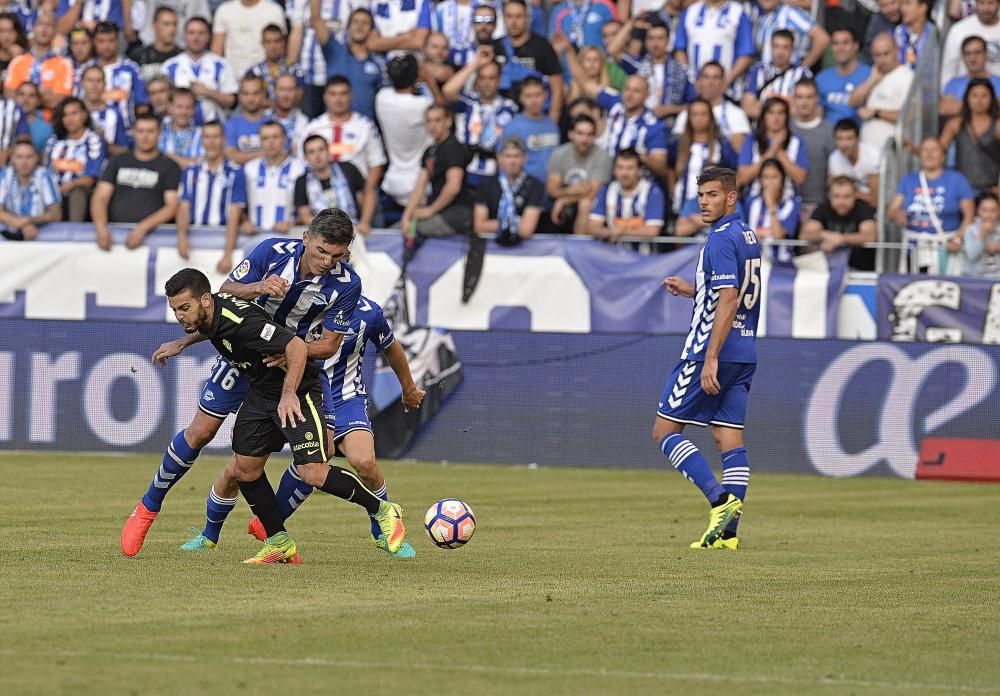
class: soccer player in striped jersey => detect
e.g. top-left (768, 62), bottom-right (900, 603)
top-left (159, 88), bottom-right (205, 170)
top-left (657, 167), bottom-right (760, 550)
top-left (0, 141), bottom-right (62, 240)
top-left (176, 121), bottom-right (246, 266)
top-left (740, 30), bottom-right (813, 122)
top-left (44, 97), bottom-right (107, 221)
top-left (240, 294), bottom-right (424, 558)
top-left (233, 120), bottom-right (306, 235)
top-left (0, 89), bottom-right (29, 167)
top-left (92, 21), bottom-right (148, 128)
top-left (122, 209), bottom-right (370, 557)
top-left (588, 148), bottom-right (665, 250)
top-left (161, 17), bottom-right (238, 125)
top-left (80, 65), bottom-right (130, 155)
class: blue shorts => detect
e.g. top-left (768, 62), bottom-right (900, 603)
top-left (657, 359), bottom-right (756, 429)
top-left (321, 376), bottom-right (373, 441)
top-left (198, 356), bottom-right (250, 419)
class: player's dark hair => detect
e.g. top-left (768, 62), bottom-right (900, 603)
top-left (772, 29), bottom-right (795, 45)
top-left (326, 74), bottom-right (352, 91)
top-left (697, 166), bottom-right (737, 193)
top-left (833, 118), bottom-right (860, 135)
top-left (303, 133), bottom-right (329, 151)
top-left (570, 114), bottom-right (596, 130)
top-left (52, 98), bottom-right (94, 139)
top-left (308, 208), bottom-right (356, 247)
top-left (165, 268), bottom-right (211, 298)
top-left (153, 5), bottom-right (177, 21)
top-left (614, 148), bottom-right (642, 166)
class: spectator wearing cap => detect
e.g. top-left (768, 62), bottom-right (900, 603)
top-left (546, 114), bottom-right (611, 234)
top-left (474, 136), bottom-right (544, 245)
top-left (3, 11), bottom-right (74, 118)
top-left (498, 75), bottom-right (561, 183)
top-left (92, 20), bottom-right (148, 128)
top-left (368, 0), bottom-right (432, 57)
top-left (940, 35), bottom-right (1000, 119)
top-left (314, 7), bottom-right (385, 121)
top-left (211, 0), bottom-right (286, 79)
top-left (443, 46), bottom-right (518, 185)
top-left (224, 75), bottom-right (269, 165)
top-left (802, 175), bottom-right (877, 272)
top-left (589, 148), bottom-right (665, 248)
top-left (850, 32), bottom-right (913, 151)
top-left (0, 140), bottom-right (61, 240)
top-left (399, 104), bottom-right (473, 238)
top-left (128, 6), bottom-right (184, 83)
top-left (492, 0), bottom-right (564, 122)
top-left (55, 0), bottom-right (131, 41)
top-left (941, 0), bottom-right (1000, 88)
top-left (376, 54), bottom-right (437, 208)
top-left (244, 24), bottom-right (306, 102)
top-left (162, 18), bottom-right (239, 124)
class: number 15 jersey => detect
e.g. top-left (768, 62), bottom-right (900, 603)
top-left (680, 212), bottom-right (761, 364)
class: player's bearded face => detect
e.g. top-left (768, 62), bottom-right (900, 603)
top-left (169, 291), bottom-right (210, 333)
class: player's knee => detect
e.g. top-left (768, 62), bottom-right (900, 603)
top-left (296, 462), bottom-right (328, 488)
top-left (350, 455), bottom-right (380, 488)
top-left (185, 419), bottom-right (221, 449)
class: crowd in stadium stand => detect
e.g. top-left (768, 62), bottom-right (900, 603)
top-left (0, 0), bottom-right (997, 276)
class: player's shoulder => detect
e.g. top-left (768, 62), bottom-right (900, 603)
top-left (324, 258), bottom-right (361, 288)
top-left (250, 236), bottom-right (301, 262)
top-left (356, 294), bottom-right (384, 320)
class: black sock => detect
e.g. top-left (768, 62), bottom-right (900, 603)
top-left (319, 466), bottom-right (382, 515)
top-left (711, 493), bottom-right (731, 508)
top-left (238, 474), bottom-right (285, 538)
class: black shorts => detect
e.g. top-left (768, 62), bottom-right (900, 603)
top-left (231, 384), bottom-right (328, 465)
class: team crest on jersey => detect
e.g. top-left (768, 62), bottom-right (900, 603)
top-left (232, 259), bottom-right (251, 280)
top-left (260, 324), bottom-right (276, 341)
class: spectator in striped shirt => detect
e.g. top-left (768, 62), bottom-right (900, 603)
top-left (159, 87), bottom-right (204, 170)
top-left (224, 74), bottom-right (269, 164)
top-left (672, 61), bottom-right (751, 153)
top-left (743, 157), bottom-right (801, 263)
top-left (753, 0), bottom-right (829, 70)
top-left (55, 0), bottom-right (132, 41)
top-left (176, 120), bottom-right (246, 269)
top-left (244, 23), bottom-right (306, 101)
top-left (741, 29), bottom-right (812, 121)
top-left (66, 24), bottom-right (95, 85)
top-left (368, 0), bottom-right (433, 57)
top-left (14, 83), bottom-right (52, 155)
top-left (80, 65), bottom-right (130, 155)
top-left (0, 86), bottom-right (26, 166)
top-left (45, 97), bottom-right (106, 221)
top-left (585, 74), bottom-right (669, 177)
top-left (234, 120), bottom-right (306, 235)
top-left (92, 20), bottom-right (148, 127)
top-left (0, 141), bottom-right (61, 240)
top-left (265, 73), bottom-right (311, 146)
top-left (616, 17), bottom-right (695, 122)
top-left (736, 97), bottom-right (808, 198)
top-left (162, 17), bottom-right (239, 125)
top-left (588, 147), bottom-right (665, 248)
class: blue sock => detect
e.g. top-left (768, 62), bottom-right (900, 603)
top-left (660, 434), bottom-right (726, 504)
top-left (202, 486), bottom-right (238, 543)
top-left (274, 464), bottom-right (314, 521)
top-left (369, 482), bottom-right (388, 539)
top-left (721, 448), bottom-right (750, 536)
top-left (141, 431), bottom-right (201, 512)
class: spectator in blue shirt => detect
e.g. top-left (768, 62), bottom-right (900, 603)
top-left (498, 75), bottom-right (561, 182)
top-left (940, 36), bottom-right (1000, 119)
top-left (13, 83), bottom-right (53, 156)
top-left (225, 75), bottom-right (269, 165)
top-left (316, 7), bottom-right (386, 121)
top-left (816, 28), bottom-right (872, 125)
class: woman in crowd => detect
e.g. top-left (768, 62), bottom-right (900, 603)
top-left (553, 35), bottom-right (623, 105)
top-left (888, 136), bottom-right (975, 273)
top-left (736, 97), bottom-right (808, 197)
top-left (44, 97), bottom-right (107, 222)
top-left (0, 11), bottom-right (27, 79)
top-left (895, 0), bottom-right (936, 67)
top-left (743, 158), bottom-right (801, 263)
top-left (67, 24), bottom-right (95, 85)
top-left (963, 193), bottom-right (1000, 277)
top-left (669, 98), bottom-right (737, 215)
top-left (14, 82), bottom-right (53, 154)
top-left (939, 78), bottom-right (1000, 196)
top-left (423, 32), bottom-right (456, 88)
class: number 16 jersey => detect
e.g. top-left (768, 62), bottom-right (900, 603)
top-left (680, 212), bottom-right (761, 364)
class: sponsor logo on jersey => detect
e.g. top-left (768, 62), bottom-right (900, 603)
top-left (260, 323), bottom-right (276, 341)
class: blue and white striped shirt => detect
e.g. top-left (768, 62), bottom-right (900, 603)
top-left (89, 103), bottom-right (130, 148)
top-left (162, 52), bottom-right (239, 124)
top-left (674, 1), bottom-right (755, 81)
top-left (44, 129), bottom-right (107, 185)
top-left (596, 88), bottom-right (668, 158)
top-left (323, 295), bottom-right (394, 404)
top-left (619, 54), bottom-right (696, 111)
top-left (180, 159), bottom-right (246, 226)
top-left (265, 108), bottom-right (310, 146)
top-left (239, 155), bottom-right (307, 231)
top-left (158, 117), bottom-right (205, 159)
top-left (0, 98), bottom-right (28, 153)
top-left (244, 59), bottom-right (307, 98)
top-left (228, 236), bottom-right (362, 340)
top-left (100, 58), bottom-right (148, 127)
top-left (744, 63), bottom-right (813, 101)
top-left (0, 165), bottom-right (61, 217)
top-left (453, 91), bottom-right (518, 178)
top-left (754, 5), bottom-right (816, 66)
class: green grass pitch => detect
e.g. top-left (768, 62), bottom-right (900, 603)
top-left (3, 452), bottom-right (999, 695)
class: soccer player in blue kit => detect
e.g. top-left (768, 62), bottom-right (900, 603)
top-left (655, 167), bottom-right (761, 550)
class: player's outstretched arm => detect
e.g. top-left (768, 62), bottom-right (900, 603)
top-left (277, 337), bottom-right (308, 428)
top-left (663, 276), bottom-right (695, 298)
top-left (384, 340), bottom-right (426, 412)
top-left (152, 333), bottom-right (207, 366)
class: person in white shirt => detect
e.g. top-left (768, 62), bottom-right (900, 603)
top-left (234, 120), bottom-right (306, 234)
top-left (375, 54), bottom-right (437, 207)
top-left (162, 17), bottom-right (238, 124)
top-left (672, 60), bottom-right (751, 153)
top-left (673, 0), bottom-right (755, 96)
top-left (211, 0), bottom-right (286, 78)
top-left (850, 32), bottom-right (913, 151)
top-left (940, 0), bottom-right (1000, 87)
top-left (297, 75), bottom-right (387, 235)
top-left (369, 0), bottom-right (433, 56)
top-left (827, 118), bottom-right (881, 207)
